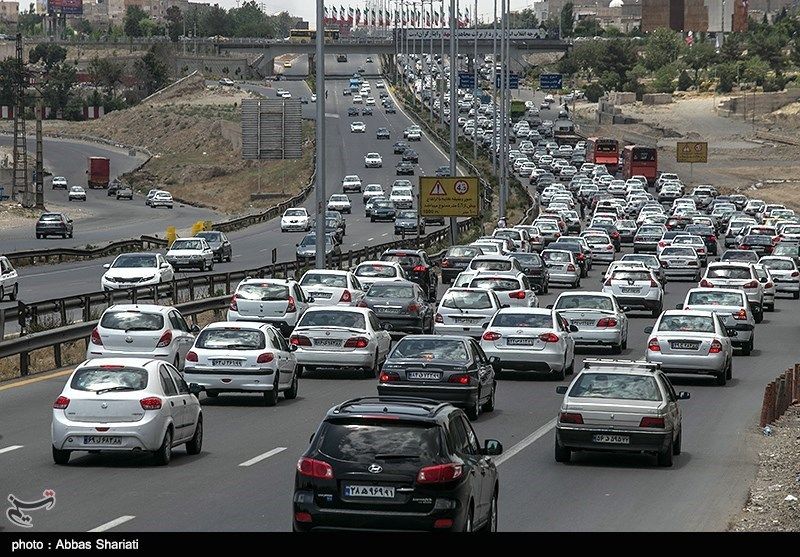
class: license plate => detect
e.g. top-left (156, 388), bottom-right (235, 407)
top-left (84, 436), bottom-right (122, 445)
top-left (312, 292), bottom-right (332, 299)
top-left (453, 317), bottom-right (478, 324)
top-left (621, 287), bottom-right (640, 293)
top-left (378, 307), bottom-right (402, 314)
top-left (407, 371), bottom-right (442, 380)
top-left (506, 337), bottom-right (537, 346)
top-left (344, 485), bottom-right (396, 498)
top-left (213, 359), bottom-right (242, 367)
top-left (315, 339), bottom-right (341, 347)
top-left (671, 342), bottom-right (700, 350)
top-left (571, 319), bottom-right (595, 326)
top-left (592, 434), bottom-right (630, 445)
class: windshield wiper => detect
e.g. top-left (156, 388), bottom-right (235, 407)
top-left (374, 453), bottom-right (421, 460)
top-left (93, 386), bottom-right (135, 395)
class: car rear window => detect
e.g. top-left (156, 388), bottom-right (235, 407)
top-left (569, 373), bottom-right (661, 401)
top-left (762, 259), bottom-right (794, 271)
top-left (511, 253), bottom-right (543, 266)
top-left (356, 264), bottom-right (398, 278)
top-left (471, 260), bottom-right (511, 271)
top-left (555, 295), bottom-right (614, 311)
top-left (300, 273), bottom-right (348, 288)
top-left (447, 246), bottom-right (480, 258)
top-left (441, 290), bottom-right (493, 310)
top-left (195, 328), bottom-right (265, 350)
top-left (40, 214), bottom-right (62, 221)
top-left (687, 292), bottom-right (744, 306)
top-left (611, 271), bottom-right (651, 282)
top-left (237, 283), bottom-right (289, 301)
top-left (658, 315), bottom-right (715, 333)
top-left (382, 254), bottom-right (421, 267)
top-left (469, 278), bottom-right (520, 291)
top-left (367, 284), bottom-right (414, 298)
top-left (297, 311), bottom-right (366, 330)
top-left (542, 251), bottom-right (571, 263)
top-left (171, 240), bottom-right (203, 251)
top-left (100, 311), bottom-right (164, 331)
top-left (707, 267), bottom-right (751, 279)
top-left (70, 366), bottom-right (149, 392)
top-left (318, 421), bottom-right (442, 464)
top-left (662, 247), bottom-right (695, 257)
top-left (491, 313), bottom-right (552, 328)
top-left (494, 230), bottom-right (520, 240)
top-left (392, 338), bottom-right (468, 360)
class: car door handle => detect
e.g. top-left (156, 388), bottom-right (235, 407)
top-left (170, 401), bottom-right (175, 407)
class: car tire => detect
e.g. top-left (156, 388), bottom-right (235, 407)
top-left (466, 392), bottom-right (481, 420)
top-left (363, 351), bottom-right (379, 379)
top-left (552, 362), bottom-right (565, 381)
top-left (153, 429), bottom-right (173, 466)
top-left (574, 278), bottom-right (581, 288)
top-left (285, 371), bottom-right (299, 400)
top-left (766, 303), bottom-right (774, 312)
top-left (753, 305), bottom-right (764, 324)
top-left (52, 446), bottom-right (71, 465)
top-left (610, 342), bottom-right (622, 355)
top-left (566, 358), bottom-right (575, 375)
top-left (36, 234), bottom-right (41, 239)
top-left (652, 302), bottom-right (662, 318)
top-left (672, 429), bottom-right (682, 456)
top-left (68, 231), bottom-right (73, 238)
top-left (542, 282), bottom-right (549, 295)
top-left (554, 436), bottom-right (571, 463)
top-left (741, 337), bottom-right (753, 356)
top-left (715, 369), bottom-right (727, 386)
top-left (726, 359), bottom-right (733, 380)
top-left (479, 490), bottom-right (498, 533)
top-left (482, 382), bottom-right (496, 412)
top-left (226, 253), bottom-right (233, 263)
top-left (657, 437), bottom-right (674, 467)
top-left (794, 291), bottom-right (800, 300)
top-left (186, 416), bottom-right (203, 455)
top-left (295, 365), bottom-right (304, 379)
top-left (264, 379), bottom-right (279, 407)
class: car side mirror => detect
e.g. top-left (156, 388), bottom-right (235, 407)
top-left (760, 277), bottom-right (767, 283)
top-left (546, 304), bottom-right (554, 309)
top-left (103, 263), bottom-right (110, 269)
top-left (677, 391), bottom-right (691, 400)
top-left (556, 385), bottom-right (568, 395)
top-left (161, 262), bottom-right (170, 268)
top-left (308, 297), bottom-right (315, 304)
top-left (188, 383), bottom-right (204, 396)
top-left (289, 344), bottom-right (298, 352)
top-left (190, 324), bottom-right (201, 334)
top-left (644, 326), bottom-right (654, 334)
top-left (481, 439), bottom-right (503, 456)
top-left (501, 304), bottom-right (510, 309)
top-left (569, 324), bottom-right (579, 333)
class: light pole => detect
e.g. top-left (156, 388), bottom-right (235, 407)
top-left (448, 0), bottom-right (458, 245)
top-left (314, 0), bottom-right (327, 270)
top-left (440, 0), bottom-right (445, 127)
top-left (429, 0), bottom-right (435, 122)
top-left (498, 0), bottom-right (507, 221)
top-left (472, 0), bottom-right (478, 162)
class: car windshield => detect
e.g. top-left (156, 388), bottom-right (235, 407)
top-left (762, 259), bottom-right (794, 271)
top-left (569, 373), bottom-right (661, 401)
top-left (111, 255), bottom-right (157, 268)
top-left (492, 313), bottom-right (552, 328)
top-left (392, 338), bottom-right (469, 361)
top-left (300, 235), bottom-right (317, 247)
top-left (356, 264), bottom-right (397, 278)
top-left (318, 422), bottom-right (442, 464)
top-left (330, 195), bottom-right (348, 202)
top-left (511, 253), bottom-right (543, 265)
top-left (397, 211), bottom-right (417, 219)
top-left (447, 246), bottom-right (480, 258)
top-left (100, 311), bottom-right (164, 331)
top-left (707, 267), bottom-right (751, 279)
top-left (494, 230), bottom-right (520, 240)
top-left (687, 292), bottom-right (743, 306)
top-left (555, 295), bottom-right (614, 311)
top-left (70, 366), bottom-right (149, 393)
top-left (621, 255), bottom-right (657, 267)
top-left (300, 273), bottom-right (348, 288)
top-left (40, 214), bottom-right (62, 221)
top-left (237, 283), bottom-right (288, 301)
top-left (195, 328), bottom-right (265, 350)
top-left (658, 315), bottom-right (715, 332)
top-left (471, 260), bottom-right (511, 271)
top-left (470, 278), bottom-right (520, 291)
top-left (171, 240), bottom-right (202, 250)
top-left (367, 284), bottom-right (415, 298)
top-left (441, 290), bottom-right (493, 310)
top-left (285, 209), bottom-right (306, 216)
top-left (611, 271), bottom-right (651, 282)
top-left (375, 201), bottom-right (393, 209)
top-left (298, 311), bottom-right (366, 329)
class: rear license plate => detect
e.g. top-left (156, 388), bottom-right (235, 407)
top-left (592, 434), bottom-right (630, 445)
top-left (344, 485), bottom-right (396, 498)
top-left (453, 317), bottom-right (478, 324)
top-left (570, 319), bottom-right (595, 326)
top-left (621, 287), bottom-right (640, 293)
top-left (407, 371), bottom-right (442, 380)
top-left (671, 341), bottom-right (700, 350)
top-left (315, 339), bottom-right (341, 347)
top-left (506, 337), bottom-right (537, 346)
top-left (84, 436), bottom-right (122, 445)
top-left (378, 307), bottom-right (402, 314)
top-left (312, 292), bottom-right (333, 299)
top-left (213, 359), bottom-right (242, 367)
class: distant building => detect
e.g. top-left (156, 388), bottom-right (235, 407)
top-left (0, 1), bottom-right (19, 24)
top-left (641, 0), bottom-right (749, 33)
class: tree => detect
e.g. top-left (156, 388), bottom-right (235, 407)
top-left (229, 1), bottom-right (269, 38)
top-left (166, 6), bottom-right (183, 42)
top-left (124, 5), bottom-right (148, 37)
top-left (573, 17), bottom-right (603, 37)
top-left (643, 28), bottom-right (682, 71)
top-left (652, 64), bottom-right (677, 93)
top-left (88, 57), bottom-right (126, 95)
top-left (682, 41), bottom-right (716, 85)
top-left (18, 3), bottom-right (42, 36)
top-left (718, 32), bottom-right (745, 63)
top-left (199, 5), bottom-right (232, 37)
top-left (677, 70), bottom-right (692, 91)
top-left (715, 61), bottom-right (738, 93)
top-left (742, 55), bottom-right (769, 86)
top-left (271, 11), bottom-right (296, 39)
top-left (584, 82), bottom-right (605, 102)
top-left (29, 44), bottom-right (67, 69)
top-left (42, 63), bottom-right (77, 116)
top-left (0, 57), bottom-right (25, 106)
top-left (560, 3), bottom-right (574, 37)
top-left (509, 8), bottom-right (538, 28)
top-left (74, 19), bottom-right (93, 36)
top-left (135, 46), bottom-right (169, 95)
top-left (748, 28), bottom-right (788, 75)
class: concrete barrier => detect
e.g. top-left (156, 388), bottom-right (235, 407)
top-left (642, 93), bottom-right (673, 105)
top-left (760, 363), bottom-right (800, 427)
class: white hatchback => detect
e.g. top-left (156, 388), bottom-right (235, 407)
top-left (0, 255), bottom-right (18, 301)
top-left (227, 278), bottom-right (310, 336)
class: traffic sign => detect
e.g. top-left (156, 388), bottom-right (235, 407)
top-left (420, 176), bottom-right (479, 217)
top-left (539, 73), bottom-right (563, 90)
top-left (495, 73), bottom-right (519, 90)
top-left (458, 72), bottom-right (476, 89)
top-left (676, 141), bottom-right (708, 163)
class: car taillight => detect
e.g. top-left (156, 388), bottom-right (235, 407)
top-left (766, 282), bottom-right (774, 288)
top-left (156, 330), bottom-right (172, 348)
top-left (482, 331), bottom-right (501, 341)
top-left (344, 337), bottom-right (369, 348)
top-left (229, 294), bottom-right (239, 311)
top-left (90, 327), bottom-right (103, 346)
top-left (417, 463), bottom-right (463, 484)
top-left (539, 332), bottom-right (559, 343)
top-left (435, 313), bottom-right (443, 323)
top-left (53, 396), bottom-right (70, 410)
top-left (290, 335), bottom-right (312, 346)
top-left (708, 235), bottom-right (717, 243)
top-left (441, 258), bottom-right (451, 268)
top-left (709, 340), bottom-right (723, 354)
top-left (356, 300), bottom-right (368, 307)
top-left (648, 338), bottom-right (661, 351)
top-left (407, 303), bottom-right (420, 313)
top-left (605, 244), bottom-right (614, 250)
top-left (596, 318), bottom-right (617, 327)
top-left (379, 371), bottom-right (400, 382)
top-left (739, 245), bottom-right (750, 250)
top-left (140, 397), bottom-right (163, 410)
top-left (186, 350), bottom-right (198, 362)
top-left (650, 278), bottom-right (659, 287)
top-left (559, 412), bottom-right (584, 424)
top-left (287, 296), bottom-right (297, 313)
top-left (413, 265), bottom-right (428, 273)
top-left (743, 280), bottom-right (758, 289)
top-left (577, 253), bottom-right (585, 261)
top-left (611, 231), bottom-right (619, 238)
top-left (294, 512), bottom-right (313, 524)
top-left (700, 279), bottom-right (713, 287)
top-left (448, 374), bottom-right (471, 385)
top-left (257, 352), bottom-right (274, 363)
top-left (658, 241), bottom-right (666, 247)
top-left (509, 290), bottom-right (526, 299)
top-left (639, 417), bottom-right (665, 428)
top-left (339, 290), bottom-right (352, 303)
top-left (297, 457), bottom-right (334, 479)
top-left (566, 264), bottom-right (576, 272)
top-left (792, 271), bottom-right (800, 277)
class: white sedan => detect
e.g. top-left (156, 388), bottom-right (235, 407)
top-left (101, 252), bottom-right (174, 291)
top-left (299, 269), bottom-right (366, 306)
top-left (350, 121), bottom-right (366, 133)
top-left (353, 260), bottom-right (407, 289)
top-left (327, 194), bottom-right (352, 214)
top-left (68, 186), bottom-right (87, 202)
top-left (281, 207), bottom-right (312, 232)
top-left (364, 152), bottom-right (383, 168)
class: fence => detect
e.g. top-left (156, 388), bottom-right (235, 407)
top-left (759, 363), bottom-right (800, 428)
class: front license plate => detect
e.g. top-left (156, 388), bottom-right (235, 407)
top-left (344, 485), bottom-right (396, 498)
top-left (315, 339), bottom-right (341, 347)
top-left (213, 359), bottom-right (242, 367)
top-left (671, 342), bottom-right (700, 350)
top-left (592, 434), bottom-right (630, 445)
top-left (84, 436), bottom-right (122, 445)
top-left (506, 337), bottom-right (537, 346)
top-left (407, 371), bottom-right (442, 380)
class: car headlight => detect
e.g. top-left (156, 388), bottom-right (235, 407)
top-left (104, 276), bottom-right (117, 283)
top-left (143, 275), bottom-right (157, 281)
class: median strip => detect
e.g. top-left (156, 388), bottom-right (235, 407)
top-left (239, 447), bottom-right (287, 467)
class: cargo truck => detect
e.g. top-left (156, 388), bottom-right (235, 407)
top-left (87, 156), bottom-right (110, 189)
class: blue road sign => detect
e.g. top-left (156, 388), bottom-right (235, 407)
top-left (458, 72), bottom-right (475, 89)
top-left (539, 73), bottom-right (563, 90)
top-left (495, 73), bottom-right (519, 90)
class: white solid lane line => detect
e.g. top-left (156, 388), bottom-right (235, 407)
top-left (492, 418), bottom-right (557, 467)
top-left (88, 515), bottom-right (136, 532)
top-left (239, 447), bottom-right (287, 467)
top-left (0, 445), bottom-right (23, 454)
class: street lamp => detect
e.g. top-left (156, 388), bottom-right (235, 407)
top-left (314, 0), bottom-right (327, 270)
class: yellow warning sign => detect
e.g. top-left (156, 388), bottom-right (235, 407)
top-left (676, 141), bottom-right (708, 163)
top-left (419, 176), bottom-right (479, 217)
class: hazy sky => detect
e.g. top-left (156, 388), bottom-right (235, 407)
top-left (215, 1), bottom-right (540, 24)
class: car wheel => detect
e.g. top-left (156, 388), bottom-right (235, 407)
top-left (62, 234), bottom-right (67, 239)
top-left (766, 303), bottom-right (774, 312)
top-left (264, 377), bottom-right (279, 407)
top-left (715, 369), bottom-right (727, 386)
top-left (554, 435), bottom-right (571, 463)
top-left (285, 371), bottom-right (299, 399)
top-left (479, 490), bottom-right (499, 533)
top-left (226, 253), bottom-right (233, 263)
top-left (208, 261), bottom-right (214, 272)
top-left (574, 278), bottom-right (581, 288)
top-left (552, 362), bottom-right (565, 381)
top-left (610, 342), bottom-right (622, 355)
top-left (52, 446), bottom-right (71, 465)
top-left (741, 337), bottom-right (753, 356)
top-left (68, 231), bottom-right (73, 238)
top-left (542, 282), bottom-right (549, 295)
top-left (794, 291), bottom-right (800, 300)
top-left (153, 428), bottom-right (173, 466)
top-left (482, 382), bottom-right (496, 412)
top-left (657, 436), bottom-right (674, 467)
top-left (672, 429), bottom-right (682, 456)
top-left (363, 351), bottom-right (379, 379)
top-left (36, 234), bottom-right (41, 239)
top-left (652, 302), bottom-right (662, 318)
top-left (726, 359), bottom-right (733, 380)
top-left (295, 364), bottom-right (304, 379)
top-left (466, 392), bottom-right (481, 420)
top-left (186, 416), bottom-right (203, 455)
top-left (566, 358), bottom-right (575, 376)
top-left (753, 305), bottom-right (764, 324)
top-left (621, 335), bottom-right (628, 351)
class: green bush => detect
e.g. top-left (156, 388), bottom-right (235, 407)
top-left (584, 82), bottom-right (605, 102)
top-left (763, 75), bottom-right (786, 92)
top-left (677, 70), bottom-right (693, 91)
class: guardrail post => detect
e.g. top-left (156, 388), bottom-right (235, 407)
top-left (787, 367), bottom-right (795, 407)
top-left (795, 363), bottom-right (800, 403)
top-left (0, 307), bottom-right (4, 340)
top-left (19, 351), bottom-right (29, 377)
top-left (54, 343), bottom-right (62, 368)
top-left (209, 275), bottom-right (215, 297)
top-left (172, 280), bottom-right (178, 303)
top-left (131, 287), bottom-right (138, 305)
top-left (761, 381), bottom-right (776, 427)
top-left (59, 299), bottom-right (67, 327)
top-left (30, 306), bottom-right (39, 331)
top-left (188, 278), bottom-right (195, 301)
top-left (83, 296), bottom-right (91, 323)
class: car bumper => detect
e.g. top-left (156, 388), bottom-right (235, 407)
top-left (52, 412), bottom-right (166, 452)
top-left (374, 315), bottom-right (425, 332)
top-left (183, 370), bottom-right (276, 392)
top-left (482, 346), bottom-right (564, 372)
top-left (167, 258), bottom-right (204, 269)
top-left (773, 279), bottom-right (800, 293)
top-left (281, 223), bottom-right (310, 231)
top-left (646, 351), bottom-right (727, 373)
top-left (434, 324), bottom-right (488, 338)
top-left (86, 347), bottom-right (174, 361)
top-left (571, 329), bottom-right (624, 346)
top-left (556, 426), bottom-right (671, 454)
top-left (227, 311), bottom-right (297, 335)
top-left (101, 279), bottom-right (160, 290)
top-left (663, 267), bottom-right (699, 278)
top-left (377, 383), bottom-right (478, 406)
top-left (294, 349), bottom-right (375, 368)
top-left (633, 242), bottom-right (658, 253)
top-left (613, 296), bottom-right (661, 310)
top-left (591, 251), bottom-right (615, 263)
top-left (441, 268), bottom-right (466, 282)
top-left (548, 272), bottom-right (580, 284)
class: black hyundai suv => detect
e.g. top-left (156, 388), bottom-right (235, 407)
top-left (380, 249), bottom-right (438, 301)
top-left (293, 397), bottom-right (503, 532)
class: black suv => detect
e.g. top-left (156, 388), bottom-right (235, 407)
top-left (293, 397), bottom-right (502, 532)
top-left (380, 249), bottom-right (438, 301)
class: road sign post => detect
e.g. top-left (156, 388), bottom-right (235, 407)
top-left (676, 141), bottom-right (708, 182)
top-left (419, 176), bottom-right (480, 217)
top-left (458, 72), bottom-right (475, 89)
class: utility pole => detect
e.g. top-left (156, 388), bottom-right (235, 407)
top-left (11, 33), bottom-right (28, 206)
top-left (35, 93), bottom-right (44, 209)
top-left (429, 0), bottom-right (435, 122)
top-left (440, 0), bottom-right (445, 126)
top-left (314, 0), bottom-right (327, 270)
top-left (448, 0), bottom-right (458, 245)
top-left (492, 0), bottom-right (497, 174)
top-left (472, 0), bottom-right (478, 162)
top-left (498, 0), bottom-right (507, 221)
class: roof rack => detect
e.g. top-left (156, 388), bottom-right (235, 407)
top-left (582, 359), bottom-right (660, 373)
top-left (333, 396), bottom-right (451, 417)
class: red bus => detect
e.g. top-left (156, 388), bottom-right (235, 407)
top-left (621, 145), bottom-right (658, 185)
top-left (586, 137), bottom-right (620, 170)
